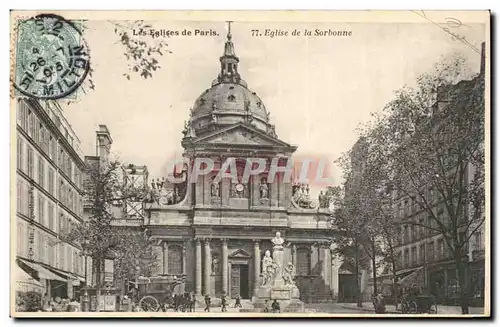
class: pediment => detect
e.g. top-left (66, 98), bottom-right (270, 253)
top-left (228, 248), bottom-right (252, 258)
top-left (192, 124), bottom-right (292, 148)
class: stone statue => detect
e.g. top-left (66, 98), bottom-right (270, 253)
top-left (283, 262), bottom-right (295, 285)
top-left (259, 179), bottom-right (268, 199)
top-left (271, 231), bottom-right (284, 247)
top-left (182, 120), bottom-right (189, 136)
top-left (271, 232), bottom-right (285, 283)
top-left (211, 113), bottom-right (218, 124)
top-left (211, 177), bottom-right (220, 197)
top-left (261, 250), bottom-right (276, 286)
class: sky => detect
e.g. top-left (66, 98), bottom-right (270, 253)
top-left (59, 13), bottom-right (485, 193)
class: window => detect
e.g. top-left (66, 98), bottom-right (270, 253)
top-left (296, 247), bottom-right (311, 275)
top-left (48, 238), bottom-right (55, 266)
top-left (228, 95), bottom-right (236, 101)
top-left (34, 120), bottom-right (40, 144)
top-left (17, 138), bottom-right (23, 171)
top-left (404, 249), bottom-right (409, 267)
top-left (38, 195), bottom-right (45, 225)
top-left (411, 225), bottom-right (416, 241)
top-left (68, 188), bottom-right (73, 211)
top-left (28, 110), bottom-right (34, 138)
top-left (23, 182), bottom-right (29, 216)
top-left (427, 242), bottom-right (435, 262)
top-left (418, 218), bottom-right (425, 239)
top-left (396, 251), bottom-right (402, 269)
top-left (17, 180), bottom-right (22, 214)
top-left (50, 137), bottom-right (56, 161)
top-left (18, 101), bottom-right (25, 127)
top-left (48, 202), bottom-right (54, 231)
top-left (474, 232), bottom-right (483, 251)
top-left (59, 179), bottom-right (64, 202)
top-left (59, 149), bottom-right (64, 168)
top-left (59, 244), bottom-right (65, 270)
top-left (411, 247), bottom-right (417, 266)
top-left (419, 244), bottom-right (425, 264)
top-left (403, 225), bottom-right (409, 243)
top-left (38, 156), bottom-right (45, 188)
top-left (168, 245), bottom-right (183, 275)
top-left (27, 147), bottom-right (34, 178)
top-left (59, 213), bottom-right (64, 234)
top-left (48, 168), bottom-right (54, 195)
top-left (40, 235), bottom-right (47, 264)
top-left (438, 239), bottom-right (445, 259)
top-left (40, 125), bottom-right (45, 149)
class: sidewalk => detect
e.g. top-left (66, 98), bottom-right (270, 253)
top-left (340, 302), bottom-right (485, 315)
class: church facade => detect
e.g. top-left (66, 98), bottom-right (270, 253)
top-left (143, 27), bottom-right (341, 303)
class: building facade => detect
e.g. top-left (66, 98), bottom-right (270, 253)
top-left (140, 30), bottom-right (341, 302)
top-left (15, 98), bottom-right (87, 299)
top-left (393, 48), bottom-right (486, 306)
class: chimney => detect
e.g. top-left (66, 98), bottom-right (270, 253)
top-left (480, 42), bottom-right (485, 76)
top-left (96, 124), bottom-right (113, 163)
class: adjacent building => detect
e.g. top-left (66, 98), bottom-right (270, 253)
top-left (393, 46), bottom-right (486, 306)
top-left (15, 99), bottom-right (87, 299)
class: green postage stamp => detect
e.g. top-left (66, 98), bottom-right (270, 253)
top-left (13, 14), bottom-right (90, 100)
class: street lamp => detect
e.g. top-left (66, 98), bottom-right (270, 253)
top-left (82, 238), bottom-right (90, 312)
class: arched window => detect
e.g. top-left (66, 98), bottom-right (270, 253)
top-left (168, 245), bottom-right (183, 275)
top-left (296, 247), bottom-right (311, 276)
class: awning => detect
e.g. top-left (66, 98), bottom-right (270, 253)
top-left (14, 265), bottom-right (44, 292)
top-left (397, 267), bottom-right (424, 286)
top-left (48, 267), bottom-right (84, 283)
top-left (18, 259), bottom-right (67, 282)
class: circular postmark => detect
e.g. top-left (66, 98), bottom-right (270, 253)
top-left (13, 14), bottom-right (90, 100)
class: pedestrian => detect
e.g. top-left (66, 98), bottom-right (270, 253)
top-left (271, 299), bottom-right (280, 313)
top-left (263, 300), bottom-right (270, 313)
top-left (204, 294), bottom-right (211, 312)
top-left (221, 293), bottom-right (227, 312)
top-left (234, 295), bottom-right (242, 308)
top-left (189, 292), bottom-right (196, 312)
top-left (174, 294), bottom-right (179, 311)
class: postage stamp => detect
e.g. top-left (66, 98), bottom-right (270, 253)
top-left (13, 14), bottom-right (90, 100)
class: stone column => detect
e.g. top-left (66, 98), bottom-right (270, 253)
top-left (182, 241), bottom-right (187, 274)
top-left (163, 241), bottom-right (168, 275)
top-left (204, 238), bottom-right (212, 296)
top-left (321, 244), bottom-right (330, 288)
top-left (181, 241), bottom-right (187, 293)
top-left (330, 243), bottom-right (341, 301)
top-left (221, 238), bottom-right (228, 294)
top-left (292, 244), bottom-right (297, 275)
top-left (195, 239), bottom-right (202, 296)
top-left (253, 239), bottom-right (261, 290)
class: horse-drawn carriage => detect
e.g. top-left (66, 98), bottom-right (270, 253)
top-left (135, 274), bottom-right (186, 312)
top-left (399, 294), bottom-right (438, 314)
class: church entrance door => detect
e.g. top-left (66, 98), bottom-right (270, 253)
top-left (230, 264), bottom-right (250, 299)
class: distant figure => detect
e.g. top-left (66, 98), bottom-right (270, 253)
top-left (263, 300), bottom-right (270, 313)
top-left (221, 293), bottom-right (227, 312)
top-left (271, 299), bottom-right (280, 313)
top-left (204, 294), bottom-right (211, 312)
top-left (373, 292), bottom-right (386, 314)
top-left (189, 292), bottom-right (196, 312)
top-left (234, 295), bottom-right (242, 308)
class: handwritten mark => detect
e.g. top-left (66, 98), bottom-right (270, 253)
top-left (411, 11), bottom-right (480, 54)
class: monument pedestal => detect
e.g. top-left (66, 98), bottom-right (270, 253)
top-left (252, 284), bottom-right (304, 312)
top-left (251, 231), bottom-right (305, 313)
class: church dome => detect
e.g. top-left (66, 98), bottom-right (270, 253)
top-left (192, 83), bottom-right (268, 121)
top-left (185, 25), bottom-right (275, 138)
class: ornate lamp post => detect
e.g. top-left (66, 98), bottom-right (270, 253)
top-left (81, 238), bottom-right (90, 312)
